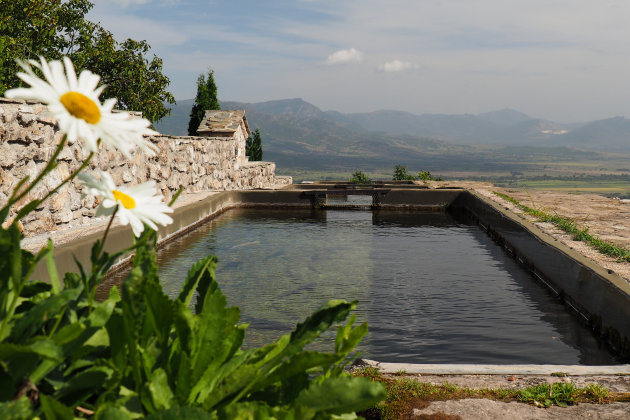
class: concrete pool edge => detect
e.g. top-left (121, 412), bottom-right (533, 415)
top-left (358, 359), bottom-right (630, 375)
top-left (452, 190), bottom-right (630, 359)
top-left (29, 186), bottom-right (630, 361)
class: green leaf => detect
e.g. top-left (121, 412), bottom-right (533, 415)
top-left (8, 288), bottom-right (80, 343)
top-left (40, 394), bottom-right (74, 420)
top-left (295, 376), bottom-right (386, 415)
top-left (192, 349), bottom-right (256, 408)
top-left (145, 405), bottom-right (215, 420)
top-left (44, 239), bottom-right (61, 294)
top-left (219, 401), bottom-right (310, 420)
top-left (95, 404), bottom-right (135, 420)
top-left (0, 396), bottom-right (33, 420)
top-left (177, 256), bottom-right (217, 309)
top-left (0, 339), bottom-right (62, 366)
top-left (55, 365), bottom-right (113, 403)
top-left (144, 368), bottom-right (176, 413)
top-left (257, 351), bottom-right (341, 390)
top-left (290, 300), bottom-right (357, 350)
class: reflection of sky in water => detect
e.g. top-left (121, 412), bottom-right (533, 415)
top-left (156, 208), bottom-right (621, 365)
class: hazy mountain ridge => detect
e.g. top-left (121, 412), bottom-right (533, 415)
top-left (153, 97), bottom-right (627, 173)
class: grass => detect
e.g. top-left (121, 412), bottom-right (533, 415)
top-left (353, 367), bottom-right (615, 419)
top-left (493, 191), bottom-right (630, 263)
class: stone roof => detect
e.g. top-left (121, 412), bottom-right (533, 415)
top-left (196, 110), bottom-right (250, 137)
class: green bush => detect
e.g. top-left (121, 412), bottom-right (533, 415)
top-left (392, 165), bottom-right (417, 181)
top-left (349, 170), bottom-right (371, 184)
top-left (417, 170), bottom-right (442, 181)
top-left (246, 128), bottom-right (263, 161)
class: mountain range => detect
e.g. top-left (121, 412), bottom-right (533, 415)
top-left (153, 98), bottom-right (630, 174)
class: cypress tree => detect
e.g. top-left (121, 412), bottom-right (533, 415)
top-left (246, 128), bottom-right (263, 161)
top-left (187, 69), bottom-right (220, 135)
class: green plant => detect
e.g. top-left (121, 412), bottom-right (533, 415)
top-left (355, 373), bottom-right (614, 419)
top-left (392, 165), bottom-right (417, 181)
top-left (417, 170), bottom-right (442, 181)
top-left (246, 128), bottom-right (263, 161)
top-left (0, 56), bottom-right (385, 419)
top-left (518, 383), bottom-right (581, 408)
top-left (188, 68), bottom-right (220, 135)
top-left (349, 170), bottom-right (371, 184)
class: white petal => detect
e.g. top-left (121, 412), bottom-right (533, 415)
top-left (63, 57), bottom-right (78, 91)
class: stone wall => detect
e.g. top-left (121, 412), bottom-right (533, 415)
top-left (0, 98), bottom-right (291, 236)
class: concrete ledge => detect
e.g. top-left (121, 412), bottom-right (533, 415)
top-left (360, 359), bottom-right (630, 375)
top-left (451, 191), bottom-right (630, 358)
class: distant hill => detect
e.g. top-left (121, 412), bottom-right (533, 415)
top-left (152, 97), bottom-right (626, 175)
top-left (555, 117), bottom-right (630, 152)
top-left (477, 109), bottom-right (534, 127)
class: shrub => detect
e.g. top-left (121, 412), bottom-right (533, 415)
top-left (350, 170), bottom-right (371, 184)
top-left (393, 165), bottom-right (417, 181)
top-left (417, 170), bottom-right (442, 181)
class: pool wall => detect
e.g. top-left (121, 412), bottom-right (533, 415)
top-left (450, 191), bottom-right (630, 358)
top-left (31, 186), bottom-right (630, 358)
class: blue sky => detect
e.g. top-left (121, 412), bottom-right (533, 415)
top-left (89, 0), bottom-right (630, 122)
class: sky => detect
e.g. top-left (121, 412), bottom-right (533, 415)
top-left (88, 0), bottom-right (630, 123)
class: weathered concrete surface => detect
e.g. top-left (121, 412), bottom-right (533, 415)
top-left (413, 399), bottom-right (630, 419)
top-left (359, 360), bottom-right (630, 419)
top-left (363, 360), bottom-right (630, 376)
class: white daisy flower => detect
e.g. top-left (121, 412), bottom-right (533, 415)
top-left (5, 56), bottom-right (158, 157)
top-left (79, 171), bottom-right (173, 237)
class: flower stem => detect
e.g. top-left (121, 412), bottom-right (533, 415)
top-left (13, 151), bottom-right (95, 223)
top-left (88, 205), bottom-right (118, 311)
top-left (98, 205), bottom-right (119, 258)
top-left (0, 135), bottom-right (68, 224)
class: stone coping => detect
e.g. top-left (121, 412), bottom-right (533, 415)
top-left (359, 359), bottom-right (630, 376)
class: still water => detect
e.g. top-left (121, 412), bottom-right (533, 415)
top-left (155, 208), bottom-right (620, 365)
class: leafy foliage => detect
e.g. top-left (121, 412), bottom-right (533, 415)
top-left (0, 0), bottom-right (174, 122)
top-left (392, 165), bottom-right (417, 181)
top-left (349, 170), bottom-right (371, 184)
top-left (417, 170), bottom-right (442, 181)
top-left (245, 128), bottom-right (263, 161)
top-left (188, 69), bottom-right (220, 135)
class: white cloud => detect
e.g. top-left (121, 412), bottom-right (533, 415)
top-left (325, 48), bottom-right (364, 65)
top-left (378, 60), bottom-right (417, 73)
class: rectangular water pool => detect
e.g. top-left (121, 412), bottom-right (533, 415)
top-left (151, 208), bottom-right (621, 365)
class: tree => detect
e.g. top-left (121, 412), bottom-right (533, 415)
top-left (0, 0), bottom-right (174, 122)
top-left (187, 69), bottom-right (220, 135)
top-left (393, 165), bottom-right (417, 181)
top-left (349, 170), bottom-right (371, 184)
top-left (246, 128), bottom-right (263, 161)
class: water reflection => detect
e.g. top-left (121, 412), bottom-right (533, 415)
top-left (120, 208), bottom-right (623, 364)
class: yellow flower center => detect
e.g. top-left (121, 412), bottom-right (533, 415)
top-left (112, 190), bottom-right (136, 209)
top-left (59, 91), bottom-right (101, 124)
